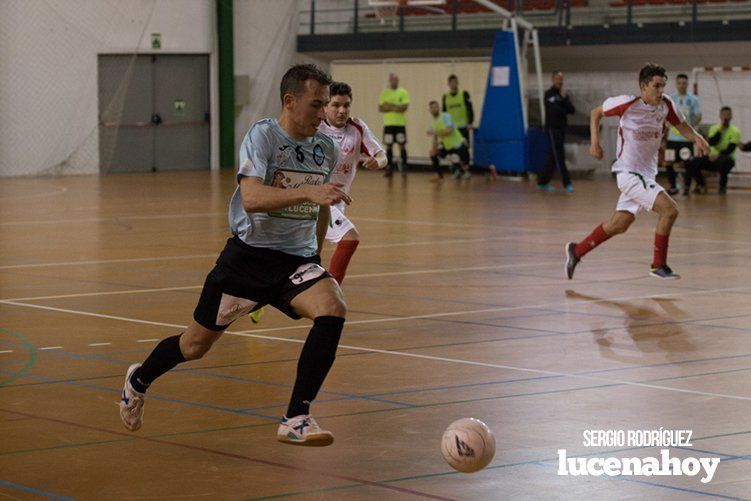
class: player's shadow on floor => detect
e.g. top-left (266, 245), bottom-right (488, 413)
top-left (566, 289), bottom-right (697, 363)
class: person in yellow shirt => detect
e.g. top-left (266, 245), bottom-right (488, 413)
top-left (442, 74), bottom-right (474, 150)
top-left (684, 106), bottom-right (741, 195)
top-left (428, 100), bottom-right (470, 181)
top-left (378, 73), bottom-right (410, 177)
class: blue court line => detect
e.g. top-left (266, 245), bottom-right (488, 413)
top-left (0, 339), bottom-right (414, 409)
top-left (359, 351), bottom-right (751, 400)
top-left (676, 446), bottom-right (751, 461)
top-left (0, 369), bottom-right (279, 420)
top-left (0, 478), bottom-right (73, 500)
top-left (185, 369), bottom-right (414, 409)
top-left (4, 337), bottom-right (751, 415)
top-left (614, 477), bottom-right (746, 500)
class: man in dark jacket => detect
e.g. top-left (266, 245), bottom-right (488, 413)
top-left (538, 70), bottom-right (576, 192)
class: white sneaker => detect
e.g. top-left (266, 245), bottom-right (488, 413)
top-left (277, 414), bottom-right (334, 447)
top-left (119, 363), bottom-right (145, 431)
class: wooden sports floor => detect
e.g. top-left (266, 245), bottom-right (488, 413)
top-left (1, 169), bottom-right (751, 500)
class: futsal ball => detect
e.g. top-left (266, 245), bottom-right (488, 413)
top-left (441, 418), bottom-right (496, 473)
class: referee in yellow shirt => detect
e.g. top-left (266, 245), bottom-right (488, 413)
top-left (379, 73), bottom-right (410, 177)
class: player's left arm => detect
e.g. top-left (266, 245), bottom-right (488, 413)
top-left (362, 150), bottom-right (387, 170)
top-left (464, 91), bottom-right (475, 128)
top-left (666, 97), bottom-right (709, 156)
top-left (316, 204), bottom-right (330, 255)
top-left (675, 122), bottom-right (710, 156)
top-left (356, 118), bottom-right (388, 170)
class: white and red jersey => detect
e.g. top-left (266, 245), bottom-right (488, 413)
top-left (317, 117), bottom-right (384, 200)
top-left (603, 94), bottom-right (683, 178)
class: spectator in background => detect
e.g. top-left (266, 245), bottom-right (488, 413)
top-left (428, 100), bottom-right (471, 182)
top-left (538, 70), bottom-right (576, 193)
top-left (684, 106), bottom-right (740, 195)
top-left (378, 72), bottom-right (410, 177)
top-left (442, 75), bottom-right (475, 154)
top-left (665, 73), bottom-right (702, 194)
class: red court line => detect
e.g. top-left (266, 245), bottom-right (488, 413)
top-left (0, 408), bottom-right (456, 501)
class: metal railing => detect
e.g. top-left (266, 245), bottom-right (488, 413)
top-left (300, 0), bottom-right (751, 35)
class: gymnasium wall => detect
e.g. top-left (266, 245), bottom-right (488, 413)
top-left (0, 0), bottom-right (214, 177)
top-left (0, 0), bottom-right (321, 178)
top-left (233, 0), bottom-right (326, 148)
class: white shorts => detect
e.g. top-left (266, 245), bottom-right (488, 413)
top-left (615, 171), bottom-right (665, 215)
top-left (325, 205), bottom-right (356, 243)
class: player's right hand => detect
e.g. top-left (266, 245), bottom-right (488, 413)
top-left (589, 143), bottom-right (603, 159)
top-left (307, 182), bottom-right (352, 206)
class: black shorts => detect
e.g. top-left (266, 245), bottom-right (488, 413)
top-left (383, 125), bottom-right (407, 146)
top-left (458, 127), bottom-right (471, 149)
top-left (437, 143), bottom-right (470, 164)
top-left (193, 236), bottom-right (332, 331)
top-left (665, 141), bottom-right (694, 164)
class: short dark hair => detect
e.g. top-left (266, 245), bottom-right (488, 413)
top-left (721, 106), bottom-right (732, 113)
top-left (448, 74), bottom-right (458, 83)
top-left (429, 100), bottom-right (439, 106)
top-left (551, 70), bottom-right (563, 77)
top-left (638, 63), bottom-right (668, 87)
top-left (279, 64), bottom-right (332, 104)
top-left (329, 81), bottom-right (352, 100)
top-left (676, 73), bottom-right (689, 80)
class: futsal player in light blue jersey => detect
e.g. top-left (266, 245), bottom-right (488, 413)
top-left (120, 64), bottom-right (351, 447)
top-left (665, 73), bottom-right (702, 194)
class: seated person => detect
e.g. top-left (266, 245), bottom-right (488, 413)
top-left (427, 100), bottom-right (470, 181)
top-left (684, 106), bottom-right (741, 195)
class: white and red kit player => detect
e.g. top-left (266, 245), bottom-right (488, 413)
top-left (318, 82), bottom-right (387, 284)
top-left (565, 63), bottom-right (709, 280)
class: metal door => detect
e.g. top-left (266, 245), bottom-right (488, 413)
top-left (98, 55), bottom-right (209, 173)
top-left (153, 55), bottom-right (210, 170)
top-left (98, 55), bottom-right (154, 173)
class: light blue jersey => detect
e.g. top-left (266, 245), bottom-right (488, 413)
top-left (229, 118), bottom-right (339, 257)
top-left (668, 92), bottom-right (701, 142)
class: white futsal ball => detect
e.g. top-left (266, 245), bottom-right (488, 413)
top-left (441, 418), bottom-right (496, 473)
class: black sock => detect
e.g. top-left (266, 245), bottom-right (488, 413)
top-left (286, 316), bottom-right (345, 417)
top-left (430, 156), bottom-right (442, 176)
top-left (130, 334), bottom-right (186, 393)
top-left (386, 147), bottom-right (394, 172)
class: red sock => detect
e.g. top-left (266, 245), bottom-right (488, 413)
top-left (574, 224), bottom-right (611, 258)
top-left (329, 240), bottom-right (359, 284)
top-left (653, 233), bottom-right (669, 267)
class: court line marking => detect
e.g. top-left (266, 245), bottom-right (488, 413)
top-left (0, 253), bottom-right (216, 270)
top-left (9, 241), bottom-right (751, 303)
top-left (88, 342), bottom-right (111, 347)
top-left (136, 339), bottom-right (158, 343)
top-left (4, 208), bottom-right (751, 249)
top-left (0, 478), bottom-right (73, 501)
top-left (5, 240), bottom-right (751, 302)
top-left (4, 229), bottom-right (751, 272)
top-left (38, 346), bottom-right (63, 351)
top-left (0, 261), bottom-right (551, 302)
top-left (0, 211), bottom-right (226, 227)
top-left (0, 350), bottom-right (13, 354)
top-left (0, 235), bottom-right (534, 270)
top-left (0, 408), bottom-right (456, 501)
top-left (5, 284), bottom-right (751, 403)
